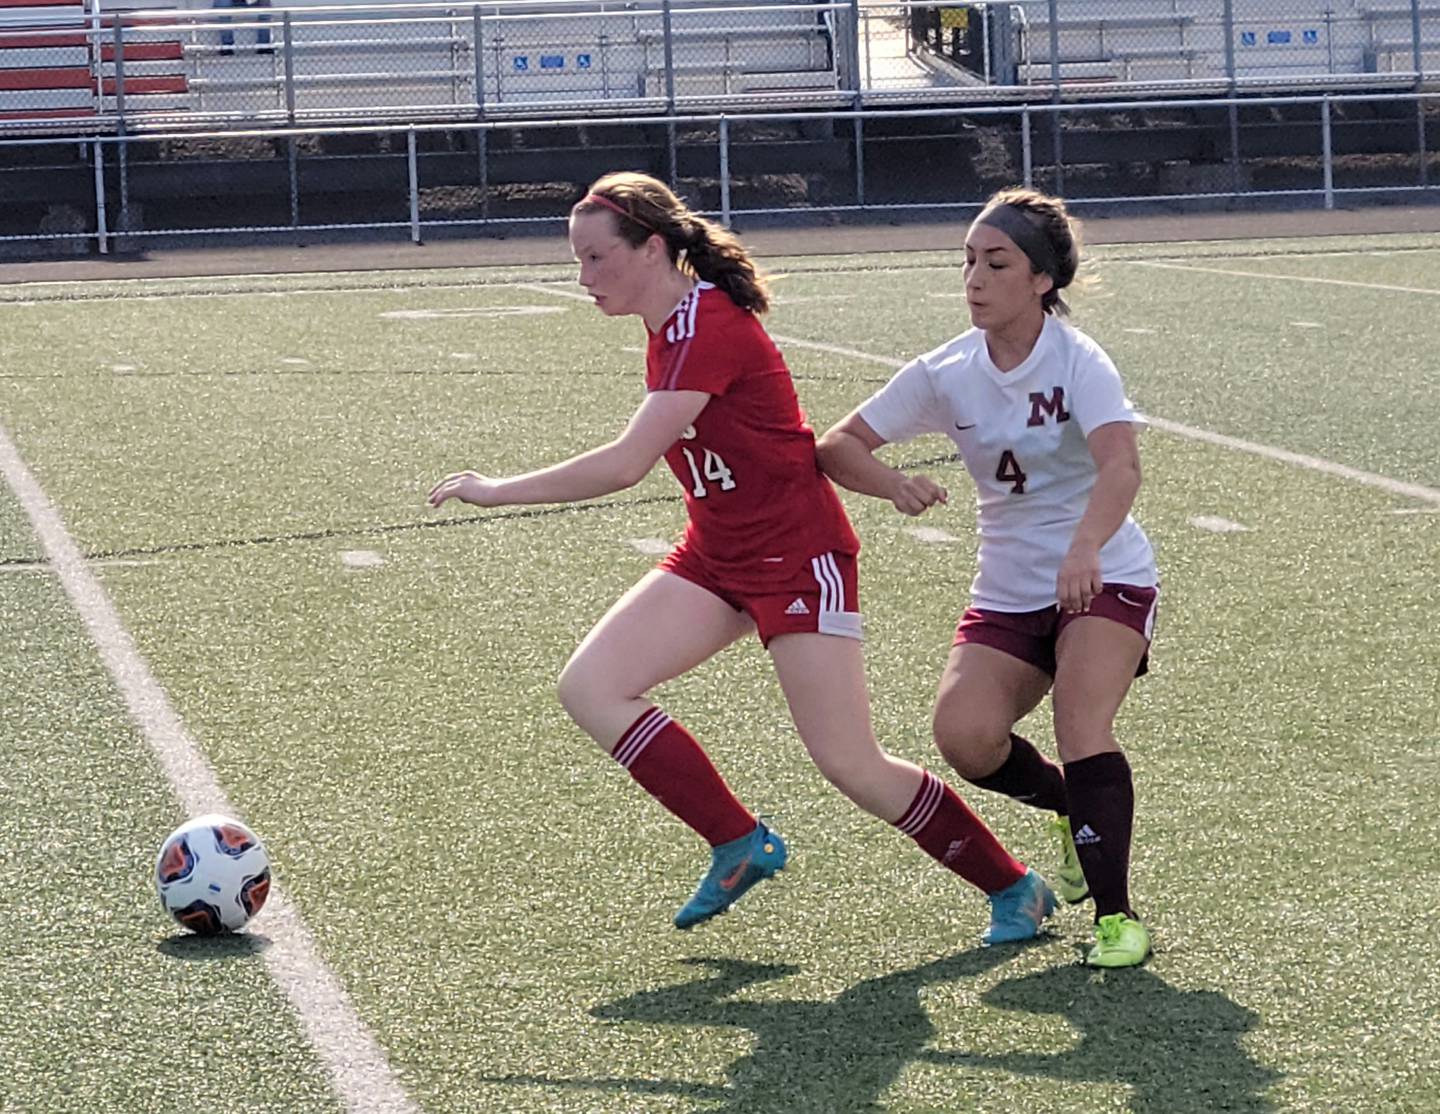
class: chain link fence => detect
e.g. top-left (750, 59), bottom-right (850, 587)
top-left (4, 1), bottom-right (1440, 131)
top-left (2, 90), bottom-right (1435, 253)
top-left (2, 0), bottom-right (1439, 251)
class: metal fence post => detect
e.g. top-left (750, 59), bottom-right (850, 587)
top-left (1418, 91), bottom-right (1429, 189)
top-left (408, 126), bottom-right (421, 242)
top-left (1411, 0), bottom-right (1424, 78)
top-left (288, 136), bottom-right (299, 229)
top-left (1047, 0), bottom-right (1062, 192)
top-left (1321, 96), bottom-right (1334, 209)
top-left (473, 6), bottom-right (486, 116)
top-left (112, 18), bottom-right (130, 233)
top-left (92, 139), bottom-right (108, 254)
top-left (853, 114), bottom-right (865, 207)
top-left (111, 19), bottom-right (126, 124)
top-left (719, 115), bottom-right (731, 226)
top-left (478, 127), bottom-right (489, 220)
top-left (1021, 106), bottom-right (1033, 188)
top-left (1224, 0), bottom-right (1241, 190)
top-left (282, 11), bottom-right (296, 125)
top-left (661, 0), bottom-right (676, 113)
top-left (1412, 0), bottom-right (1428, 185)
top-left (846, 0), bottom-right (862, 96)
top-left (662, 0), bottom-right (677, 184)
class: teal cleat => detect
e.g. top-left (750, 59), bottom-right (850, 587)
top-left (981, 868), bottom-right (1057, 946)
top-left (674, 821), bottom-right (787, 930)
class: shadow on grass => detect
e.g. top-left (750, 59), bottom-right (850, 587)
top-left (921, 964), bottom-right (1281, 1113)
top-left (482, 948), bottom-right (1280, 1113)
top-left (484, 945), bottom-right (1017, 1112)
top-left (157, 931), bottom-right (271, 960)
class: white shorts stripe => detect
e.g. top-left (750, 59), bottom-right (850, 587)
top-left (811, 552), bottom-right (846, 613)
top-left (614, 706), bottom-right (671, 768)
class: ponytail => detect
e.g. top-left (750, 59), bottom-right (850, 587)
top-left (573, 173), bottom-right (771, 314)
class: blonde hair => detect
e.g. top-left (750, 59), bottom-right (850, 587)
top-left (976, 187), bottom-right (1084, 316)
top-left (572, 172), bottom-right (771, 314)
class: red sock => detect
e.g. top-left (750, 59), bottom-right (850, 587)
top-left (895, 770), bottom-right (1027, 894)
top-left (613, 707), bottom-right (756, 847)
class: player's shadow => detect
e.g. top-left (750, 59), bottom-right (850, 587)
top-left (157, 932), bottom-right (271, 960)
top-left (482, 950), bottom-right (1280, 1113)
top-left (921, 964), bottom-right (1281, 1113)
top-left (482, 945), bottom-right (1025, 1113)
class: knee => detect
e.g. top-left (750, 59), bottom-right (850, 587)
top-left (811, 750), bottom-right (888, 814)
top-left (556, 657), bottom-right (601, 731)
top-left (932, 716), bottom-right (1012, 780)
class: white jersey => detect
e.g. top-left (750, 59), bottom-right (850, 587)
top-left (859, 315), bottom-right (1157, 612)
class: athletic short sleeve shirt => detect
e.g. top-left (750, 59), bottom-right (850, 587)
top-left (647, 283), bottom-right (859, 580)
top-left (858, 315), bottom-right (1157, 611)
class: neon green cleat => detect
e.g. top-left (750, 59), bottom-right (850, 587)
top-left (1085, 913), bottom-right (1152, 968)
top-left (1049, 815), bottom-right (1090, 904)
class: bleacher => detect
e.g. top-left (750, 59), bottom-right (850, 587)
top-left (0, 0), bottom-right (187, 125)
top-left (0, 0), bottom-right (840, 130)
top-left (1013, 11), bottom-right (1205, 84)
top-left (1001, 0), bottom-right (1440, 88)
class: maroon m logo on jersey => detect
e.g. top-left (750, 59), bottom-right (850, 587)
top-left (1027, 387), bottom-right (1071, 427)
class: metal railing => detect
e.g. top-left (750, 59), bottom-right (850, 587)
top-left (4, 89), bottom-right (1435, 252)
top-left (2, 0), bottom-right (1440, 134)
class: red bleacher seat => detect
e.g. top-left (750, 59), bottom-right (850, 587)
top-left (0, 0), bottom-right (187, 124)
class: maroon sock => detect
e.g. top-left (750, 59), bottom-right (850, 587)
top-left (614, 707), bottom-right (756, 847)
top-left (968, 733), bottom-right (1068, 814)
top-left (1063, 752), bottom-right (1136, 920)
top-left (895, 770), bottom-right (1027, 894)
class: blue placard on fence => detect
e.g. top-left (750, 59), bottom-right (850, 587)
top-left (576, 53), bottom-right (592, 69)
top-left (1240, 31), bottom-right (1256, 46)
top-left (1302, 29), bottom-right (1318, 44)
top-left (512, 55), bottom-right (529, 71)
top-left (541, 54), bottom-right (564, 69)
top-left (1267, 30), bottom-right (1291, 44)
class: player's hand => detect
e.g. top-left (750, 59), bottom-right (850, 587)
top-left (891, 474), bottom-right (948, 517)
top-left (427, 471), bottom-right (502, 508)
top-left (1056, 544), bottom-right (1103, 614)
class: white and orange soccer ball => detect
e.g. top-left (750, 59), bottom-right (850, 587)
top-left (154, 814), bottom-right (272, 934)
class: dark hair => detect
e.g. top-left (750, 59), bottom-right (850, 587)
top-left (572, 172), bottom-right (771, 314)
top-left (976, 187), bottom-right (1083, 316)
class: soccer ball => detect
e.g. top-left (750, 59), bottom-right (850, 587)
top-left (155, 814), bottom-right (272, 934)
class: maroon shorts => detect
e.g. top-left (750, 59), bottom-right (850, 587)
top-left (659, 545), bottom-right (863, 647)
top-left (952, 583), bottom-right (1158, 677)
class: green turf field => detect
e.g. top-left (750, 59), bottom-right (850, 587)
top-left (1, 232), bottom-right (1437, 1113)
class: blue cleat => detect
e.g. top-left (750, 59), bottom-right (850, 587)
top-left (981, 868), bottom-right (1057, 946)
top-left (674, 821), bottom-right (787, 930)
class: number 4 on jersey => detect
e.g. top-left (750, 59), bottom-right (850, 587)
top-left (996, 449), bottom-right (1028, 494)
top-left (681, 446), bottom-right (736, 497)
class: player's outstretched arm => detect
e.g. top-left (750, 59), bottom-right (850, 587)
top-left (428, 390), bottom-right (710, 509)
top-left (816, 410), bottom-right (947, 517)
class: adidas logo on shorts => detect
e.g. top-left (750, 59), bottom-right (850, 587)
top-left (784, 598), bottom-right (810, 616)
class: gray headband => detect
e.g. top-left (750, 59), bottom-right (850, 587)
top-left (976, 204), bottom-right (1060, 279)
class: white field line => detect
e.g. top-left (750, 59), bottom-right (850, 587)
top-left (509, 284), bottom-right (1440, 510)
top-left (0, 424), bottom-right (418, 1114)
top-left (1125, 259), bottom-right (1440, 296)
top-left (6, 243), bottom-right (1440, 306)
top-left (768, 334), bottom-right (1440, 509)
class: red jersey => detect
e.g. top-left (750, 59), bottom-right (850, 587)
top-left (646, 283), bottom-right (859, 581)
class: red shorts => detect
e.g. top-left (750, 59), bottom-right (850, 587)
top-left (952, 583), bottom-right (1158, 677)
top-left (659, 544), bottom-right (863, 647)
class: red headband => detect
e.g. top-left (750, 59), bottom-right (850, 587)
top-left (582, 192), bottom-right (660, 235)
